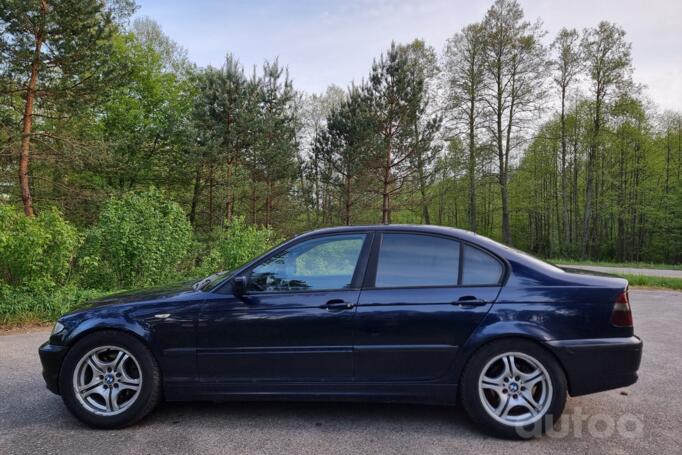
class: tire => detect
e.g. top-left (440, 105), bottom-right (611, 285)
top-left (460, 338), bottom-right (567, 439)
top-left (59, 330), bottom-right (161, 429)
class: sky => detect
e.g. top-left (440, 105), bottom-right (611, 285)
top-left (134, 0), bottom-right (682, 111)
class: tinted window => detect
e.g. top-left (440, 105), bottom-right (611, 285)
top-left (247, 234), bottom-right (365, 292)
top-left (462, 245), bottom-right (503, 285)
top-left (376, 234), bottom-right (460, 287)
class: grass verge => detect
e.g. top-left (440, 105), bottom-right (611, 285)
top-left (547, 258), bottom-right (682, 271)
top-left (0, 285), bottom-right (112, 328)
top-left (618, 274), bottom-right (682, 291)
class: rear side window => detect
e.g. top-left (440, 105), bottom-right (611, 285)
top-left (461, 244), bottom-right (503, 285)
top-left (375, 234), bottom-right (460, 288)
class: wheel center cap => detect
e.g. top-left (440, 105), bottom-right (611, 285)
top-left (509, 382), bottom-right (519, 392)
top-left (104, 374), bottom-right (115, 385)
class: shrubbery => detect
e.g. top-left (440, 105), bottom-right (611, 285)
top-left (196, 216), bottom-right (282, 275)
top-left (0, 194), bottom-right (286, 326)
top-left (0, 284), bottom-right (106, 325)
top-left (78, 188), bottom-right (193, 289)
top-left (0, 205), bottom-right (80, 287)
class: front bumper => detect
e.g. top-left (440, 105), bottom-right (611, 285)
top-left (38, 341), bottom-right (68, 395)
top-left (546, 335), bottom-right (643, 396)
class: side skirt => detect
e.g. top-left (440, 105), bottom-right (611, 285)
top-left (164, 382), bottom-right (458, 406)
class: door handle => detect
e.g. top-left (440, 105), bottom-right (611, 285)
top-left (321, 299), bottom-right (355, 310)
top-left (454, 296), bottom-right (488, 307)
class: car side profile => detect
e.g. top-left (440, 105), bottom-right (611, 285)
top-left (39, 225), bottom-right (642, 438)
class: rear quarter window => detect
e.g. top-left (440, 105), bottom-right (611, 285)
top-left (461, 244), bottom-right (503, 285)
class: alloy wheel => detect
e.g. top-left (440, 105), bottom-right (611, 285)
top-left (72, 346), bottom-right (142, 416)
top-left (477, 351), bottom-right (553, 427)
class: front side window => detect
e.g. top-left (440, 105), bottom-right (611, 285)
top-left (375, 234), bottom-right (460, 288)
top-left (246, 234), bottom-right (366, 292)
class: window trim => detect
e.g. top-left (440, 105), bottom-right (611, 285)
top-left (230, 231), bottom-right (374, 295)
top-left (364, 231), bottom-right (507, 290)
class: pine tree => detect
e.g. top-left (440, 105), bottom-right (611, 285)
top-left (0, 0), bottom-right (134, 216)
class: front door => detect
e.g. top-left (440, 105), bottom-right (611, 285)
top-left (198, 232), bottom-right (370, 383)
top-left (354, 232), bottom-right (504, 382)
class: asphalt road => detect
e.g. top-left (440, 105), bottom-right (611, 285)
top-left (1, 289), bottom-right (680, 455)
top-left (558, 264), bottom-right (682, 279)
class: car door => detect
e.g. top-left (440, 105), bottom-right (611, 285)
top-left (354, 232), bottom-right (505, 382)
top-left (198, 232), bottom-right (371, 383)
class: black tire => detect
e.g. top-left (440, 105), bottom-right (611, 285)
top-left (59, 330), bottom-right (162, 429)
top-left (460, 338), bottom-right (567, 439)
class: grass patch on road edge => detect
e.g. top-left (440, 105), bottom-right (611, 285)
top-left (0, 286), bottom-right (111, 328)
top-left (546, 258), bottom-right (682, 270)
top-left (619, 274), bottom-right (682, 291)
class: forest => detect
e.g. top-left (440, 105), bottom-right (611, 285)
top-left (1, 0), bottom-right (681, 322)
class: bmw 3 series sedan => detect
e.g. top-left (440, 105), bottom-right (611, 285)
top-left (39, 225), bottom-right (642, 438)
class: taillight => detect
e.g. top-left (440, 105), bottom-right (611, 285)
top-left (611, 289), bottom-right (633, 327)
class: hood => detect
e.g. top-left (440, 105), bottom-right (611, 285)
top-left (75, 279), bottom-right (201, 311)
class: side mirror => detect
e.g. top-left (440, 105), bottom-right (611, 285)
top-left (232, 276), bottom-right (247, 296)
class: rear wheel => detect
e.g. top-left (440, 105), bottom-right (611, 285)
top-left (59, 331), bottom-right (161, 428)
top-left (460, 339), bottom-right (567, 438)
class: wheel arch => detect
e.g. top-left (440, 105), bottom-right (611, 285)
top-left (452, 324), bottom-right (571, 400)
top-left (57, 322), bottom-right (160, 393)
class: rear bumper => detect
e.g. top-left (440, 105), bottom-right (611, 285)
top-left (38, 341), bottom-right (68, 395)
top-left (545, 335), bottom-right (642, 396)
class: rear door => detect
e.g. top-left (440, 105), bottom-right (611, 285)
top-left (354, 232), bottom-right (504, 382)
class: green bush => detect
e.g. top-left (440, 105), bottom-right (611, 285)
top-left (197, 217), bottom-right (282, 275)
top-left (0, 205), bottom-right (80, 287)
top-left (78, 188), bottom-right (192, 289)
top-left (0, 284), bottom-right (107, 325)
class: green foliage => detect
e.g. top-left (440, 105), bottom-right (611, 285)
top-left (0, 284), bottom-right (108, 326)
top-left (197, 217), bottom-right (282, 275)
top-left (0, 205), bottom-right (80, 287)
top-left (618, 274), bottom-right (682, 291)
top-left (78, 189), bottom-right (193, 289)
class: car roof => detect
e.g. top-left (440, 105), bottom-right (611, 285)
top-left (297, 224), bottom-right (482, 242)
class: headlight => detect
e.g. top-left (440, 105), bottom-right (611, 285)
top-left (51, 321), bottom-right (65, 336)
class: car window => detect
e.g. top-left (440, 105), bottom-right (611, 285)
top-left (246, 234), bottom-right (366, 292)
top-left (376, 234), bottom-right (460, 288)
top-left (461, 244), bottom-right (503, 285)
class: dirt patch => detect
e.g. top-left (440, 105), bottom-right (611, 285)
top-left (0, 322), bottom-right (51, 336)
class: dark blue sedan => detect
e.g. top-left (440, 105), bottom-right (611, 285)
top-left (39, 225), bottom-right (642, 438)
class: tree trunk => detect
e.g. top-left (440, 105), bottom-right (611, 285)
top-left (382, 137), bottom-right (392, 224)
top-left (559, 87), bottom-right (570, 254)
top-left (344, 174), bottom-right (352, 226)
top-left (225, 161), bottom-right (234, 223)
top-left (467, 99), bottom-right (477, 232)
top-left (416, 147), bottom-right (430, 224)
top-left (208, 163), bottom-right (214, 230)
top-left (19, 1), bottom-right (47, 217)
top-left (250, 183), bottom-right (257, 225)
top-left (582, 95), bottom-right (601, 258)
top-left (189, 163), bottom-right (202, 226)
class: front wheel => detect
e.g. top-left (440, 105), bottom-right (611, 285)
top-left (59, 330), bottom-right (161, 428)
top-left (460, 339), bottom-right (567, 438)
